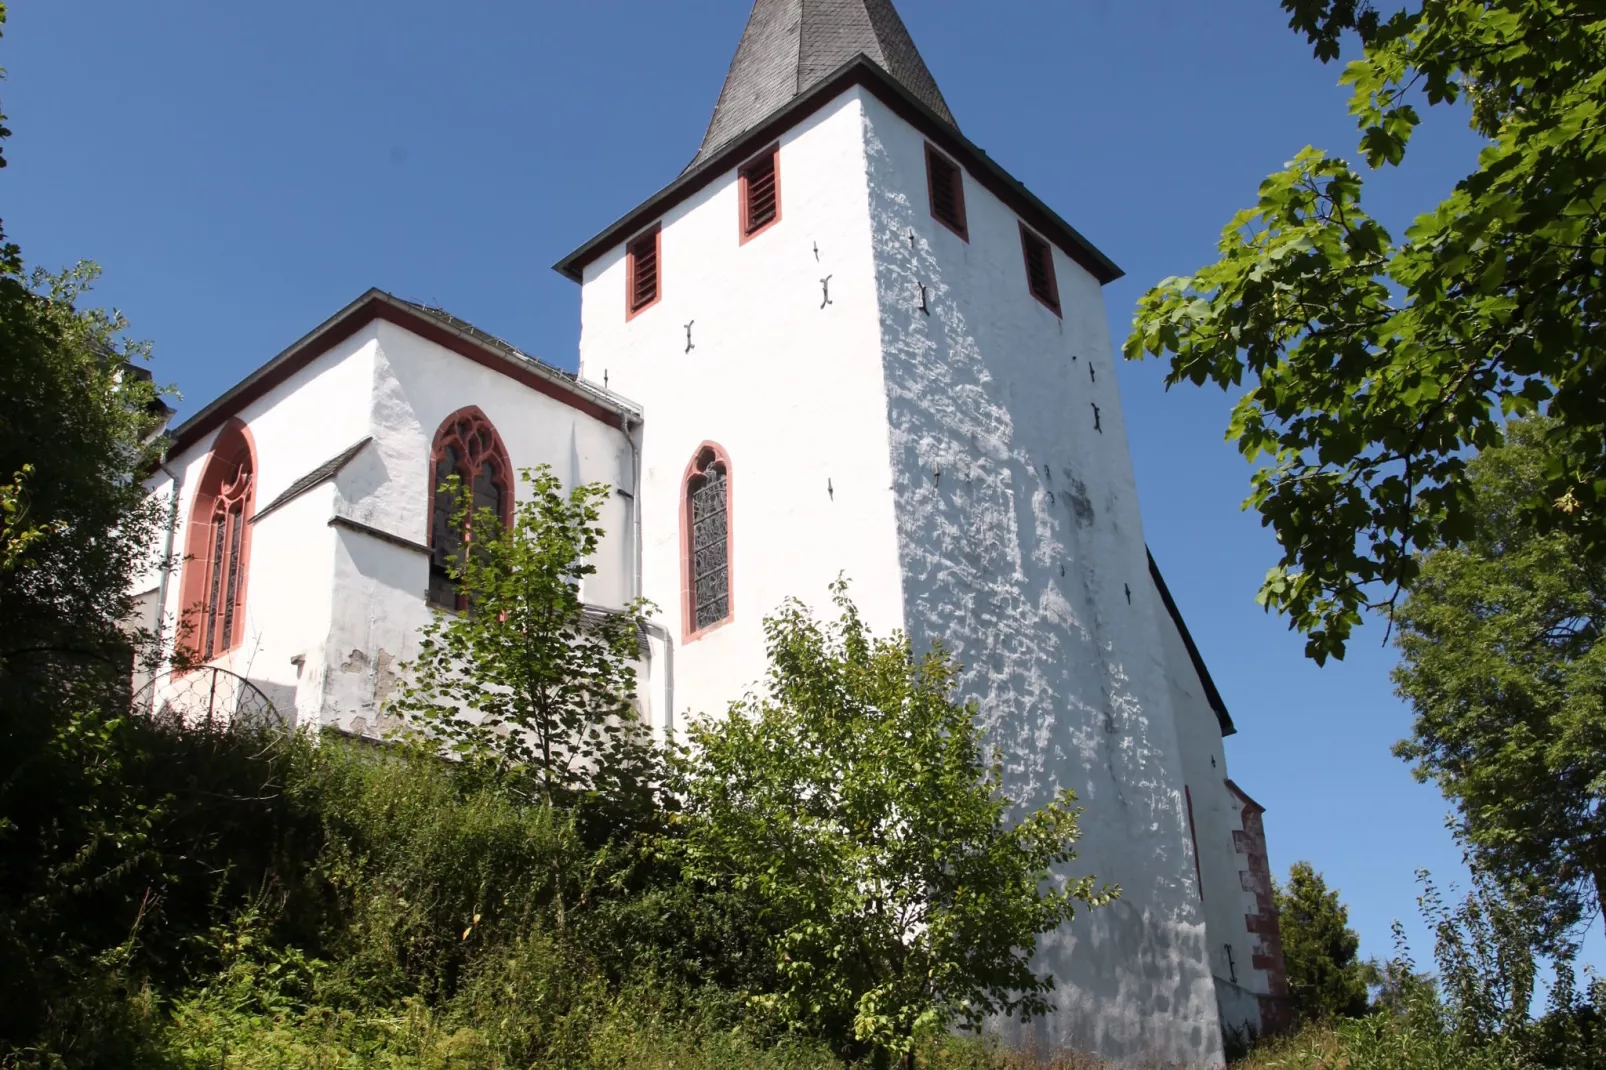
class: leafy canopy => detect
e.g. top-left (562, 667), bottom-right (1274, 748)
top-left (668, 581), bottom-right (1114, 1065)
top-left (1392, 416), bottom-right (1606, 939)
top-left (392, 464), bottom-right (655, 809)
top-left (1275, 861), bottom-right (1372, 1024)
top-left (1125, 0), bottom-right (1606, 662)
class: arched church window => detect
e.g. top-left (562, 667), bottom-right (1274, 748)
top-left (428, 407), bottom-right (512, 610)
top-left (177, 419), bottom-right (256, 662)
top-left (682, 443), bottom-right (733, 639)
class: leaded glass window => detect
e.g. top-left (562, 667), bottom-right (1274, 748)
top-left (687, 450), bottom-right (730, 632)
top-left (428, 409), bottom-right (510, 611)
top-left (199, 449), bottom-right (253, 659)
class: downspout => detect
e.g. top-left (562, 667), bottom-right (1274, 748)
top-left (621, 412), bottom-right (674, 737)
top-left (147, 453), bottom-right (184, 712)
top-left (641, 619), bottom-right (676, 738)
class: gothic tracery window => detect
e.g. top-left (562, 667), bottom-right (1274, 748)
top-left (177, 420), bottom-right (256, 663)
top-left (428, 407), bottom-right (511, 610)
top-left (683, 444), bottom-right (732, 637)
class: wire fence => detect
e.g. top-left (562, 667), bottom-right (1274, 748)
top-left (133, 665), bottom-right (283, 733)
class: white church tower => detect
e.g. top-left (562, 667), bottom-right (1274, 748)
top-left (131, 0), bottom-right (1288, 1060)
top-left (556, 1), bottom-right (1288, 1063)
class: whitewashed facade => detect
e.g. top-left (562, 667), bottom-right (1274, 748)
top-left (135, 1), bottom-right (1288, 1064)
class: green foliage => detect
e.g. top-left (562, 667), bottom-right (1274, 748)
top-left (669, 581), bottom-right (1114, 1064)
top-left (0, 72), bottom-right (189, 1058)
top-left (1124, 0), bottom-right (1606, 663)
top-left (1276, 862), bottom-right (1372, 1023)
top-left (392, 464), bottom-right (654, 809)
top-left (1240, 867), bottom-right (1606, 1069)
top-left (0, 715), bottom-right (319, 1067)
top-left (0, 256), bottom-right (166, 671)
top-left (1362, 868), bottom-right (1606, 1069)
top-left (1391, 416), bottom-right (1606, 938)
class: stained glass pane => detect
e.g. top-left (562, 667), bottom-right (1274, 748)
top-left (204, 511), bottom-right (227, 658)
top-left (429, 447), bottom-right (462, 606)
top-left (690, 466), bottom-right (729, 629)
top-left (221, 507), bottom-right (244, 650)
top-left (472, 462), bottom-right (502, 523)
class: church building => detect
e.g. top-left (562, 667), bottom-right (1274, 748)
top-left (133, 1), bottom-right (1289, 1063)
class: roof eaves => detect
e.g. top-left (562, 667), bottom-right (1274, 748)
top-left (386, 296), bottom-right (641, 421)
top-left (1225, 779), bottom-right (1266, 813)
top-left (1147, 547), bottom-right (1236, 737)
top-left (164, 290), bottom-right (642, 457)
top-left (165, 287), bottom-right (390, 455)
top-left (553, 55), bottom-right (1122, 286)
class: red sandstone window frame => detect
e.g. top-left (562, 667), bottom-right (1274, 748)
top-left (679, 441), bottom-right (734, 643)
top-left (738, 144), bottom-right (782, 243)
top-left (426, 406), bottom-right (514, 613)
top-left (175, 418), bottom-right (257, 666)
top-left (625, 224), bottom-right (662, 320)
top-left (925, 143), bottom-right (968, 241)
top-left (1020, 223), bottom-right (1061, 316)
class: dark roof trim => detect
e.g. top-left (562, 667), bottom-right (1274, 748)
top-left (1225, 779), bottom-right (1266, 814)
top-left (166, 289), bottom-right (639, 456)
top-left (553, 55), bottom-right (1122, 286)
top-left (1147, 547), bottom-right (1235, 737)
top-left (329, 514), bottom-right (431, 557)
top-left (251, 437), bottom-right (373, 525)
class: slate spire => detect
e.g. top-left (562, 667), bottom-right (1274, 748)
top-left (689, 0), bottom-right (957, 169)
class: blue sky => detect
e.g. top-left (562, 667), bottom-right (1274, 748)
top-left (7, 1), bottom-right (1586, 976)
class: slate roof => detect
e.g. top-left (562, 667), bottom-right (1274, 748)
top-left (1147, 549), bottom-right (1235, 737)
top-left (690, 0), bottom-right (957, 169)
top-left (164, 289), bottom-right (639, 457)
top-left (251, 437), bottom-right (373, 524)
top-left (391, 298), bottom-right (577, 384)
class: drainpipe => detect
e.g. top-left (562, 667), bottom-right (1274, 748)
top-left (641, 619), bottom-right (676, 739)
top-left (620, 412), bottom-right (674, 737)
top-left (147, 454), bottom-right (184, 711)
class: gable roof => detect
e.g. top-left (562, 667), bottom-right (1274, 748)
top-left (691, 0), bottom-right (957, 169)
top-left (164, 289), bottom-right (639, 458)
top-left (555, 55), bottom-right (1122, 287)
top-left (1147, 548), bottom-right (1235, 737)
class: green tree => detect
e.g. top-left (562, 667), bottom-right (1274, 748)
top-left (392, 463), bottom-right (655, 808)
top-left (669, 581), bottom-right (1114, 1067)
top-left (1276, 862), bottom-right (1372, 1023)
top-left (1124, 0), bottom-right (1606, 663)
top-left (0, 4), bottom-right (198, 1051)
top-left (1391, 417), bottom-right (1606, 936)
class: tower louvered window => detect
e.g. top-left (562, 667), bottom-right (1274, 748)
top-left (739, 146), bottom-right (780, 238)
top-left (684, 445), bottom-right (732, 636)
top-left (1020, 224), bottom-right (1060, 314)
top-left (626, 226), bottom-right (661, 316)
top-left (428, 408), bottom-right (511, 610)
top-left (925, 144), bottom-right (967, 240)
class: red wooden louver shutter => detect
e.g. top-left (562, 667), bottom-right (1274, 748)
top-left (1021, 225), bottom-right (1059, 312)
top-left (628, 229), bottom-right (659, 313)
top-left (926, 146), bottom-right (966, 238)
top-left (742, 150), bottom-right (778, 235)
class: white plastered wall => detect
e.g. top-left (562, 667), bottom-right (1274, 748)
top-left (575, 88), bottom-right (908, 726)
top-left (859, 94), bottom-right (1224, 1065)
top-left (573, 83), bottom-right (1226, 1063)
top-left (1154, 582), bottom-right (1267, 1041)
top-left (317, 319), bottom-right (638, 736)
top-left (140, 331), bottom-right (377, 722)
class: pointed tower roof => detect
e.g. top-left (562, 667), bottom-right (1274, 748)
top-left (690, 0), bottom-right (956, 169)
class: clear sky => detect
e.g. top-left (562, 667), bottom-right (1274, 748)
top-left (6, 1), bottom-right (1588, 977)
